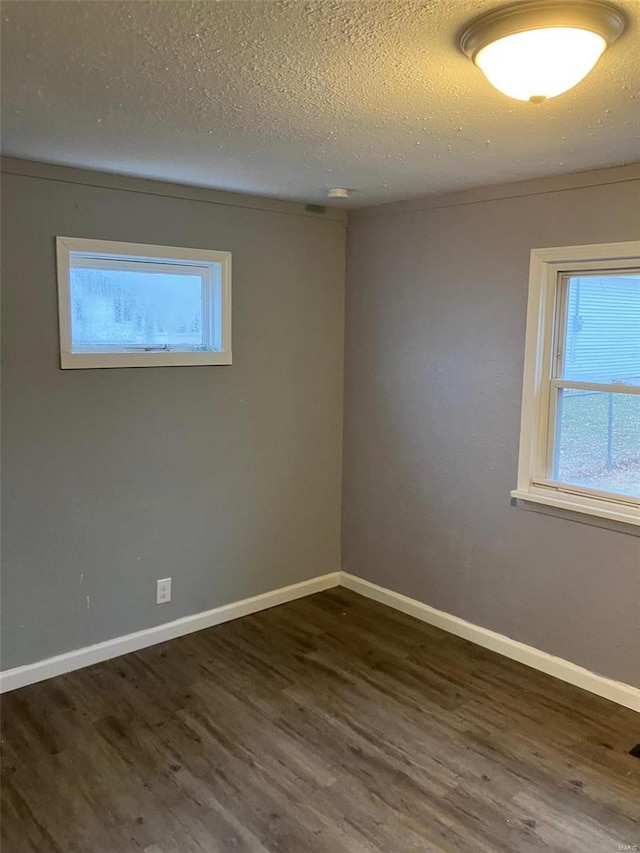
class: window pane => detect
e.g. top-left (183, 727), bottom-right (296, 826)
top-left (70, 267), bottom-right (207, 350)
top-left (561, 274), bottom-right (640, 385)
top-left (553, 389), bottom-right (640, 497)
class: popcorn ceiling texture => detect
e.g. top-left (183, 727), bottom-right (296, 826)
top-left (1, 0), bottom-right (639, 207)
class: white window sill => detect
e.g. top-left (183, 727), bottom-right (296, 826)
top-left (510, 488), bottom-right (640, 527)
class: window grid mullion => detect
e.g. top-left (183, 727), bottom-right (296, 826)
top-left (550, 379), bottom-right (640, 395)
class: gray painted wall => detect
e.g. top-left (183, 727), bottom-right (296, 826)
top-left (1, 162), bottom-right (345, 670)
top-left (343, 169), bottom-right (640, 689)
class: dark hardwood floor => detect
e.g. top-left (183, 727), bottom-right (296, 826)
top-left (1, 588), bottom-right (639, 852)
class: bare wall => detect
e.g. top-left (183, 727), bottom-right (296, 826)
top-left (343, 167), bottom-right (640, 689)
top-left (1, 161), bottom-right (346, 671)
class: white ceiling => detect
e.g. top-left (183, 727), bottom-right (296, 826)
top-left (2, 0), bottom-right (639, 208)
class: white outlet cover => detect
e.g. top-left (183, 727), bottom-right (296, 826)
top-left (156, 577), bottom-right (172, 604)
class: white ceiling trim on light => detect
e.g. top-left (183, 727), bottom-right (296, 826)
top-left (458, 0), bottom-right (627, 102)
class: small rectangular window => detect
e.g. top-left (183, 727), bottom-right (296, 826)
top-left (512, 241), bottom-right (640, 527)
top-left (57, 237), bottom-right (231, 368)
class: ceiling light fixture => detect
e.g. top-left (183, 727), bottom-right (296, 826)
top-left (458, 1), bottom-right (626, 102)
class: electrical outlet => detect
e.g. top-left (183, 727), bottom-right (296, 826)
top-left (156, 577), bottom-right (172, 604)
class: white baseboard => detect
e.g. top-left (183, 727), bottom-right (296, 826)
top-left (3, 569), bottom-right (638, 713)
top-left (0, 572), bottom-right (341, 694)
top-left (340, 572), bottom-right (640, 713)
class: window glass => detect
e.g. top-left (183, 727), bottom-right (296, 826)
top-left (553, 389), bottom-right (640, 498)
top-left (561, 274), bottom-right (640, 386)
top-left (69, 266), bottom-right (208, 351)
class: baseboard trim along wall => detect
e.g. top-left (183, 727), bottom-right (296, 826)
top-left (0, 572), bottom-right (341, 694)
top-left (2, 569), bottom-right (639, 712)
top-left (340, 573), bottom-right (640, 713)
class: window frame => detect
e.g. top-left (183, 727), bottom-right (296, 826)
top-left (511, 240), bottom-right (640, 527)
top-left (56, 236), bottom-right (232, 369)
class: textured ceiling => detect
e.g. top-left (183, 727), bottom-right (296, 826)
top-left (1, 0), bottom-right (640, 207)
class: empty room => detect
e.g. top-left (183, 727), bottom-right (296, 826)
top-left (1, 1), bottom-right (639, 851)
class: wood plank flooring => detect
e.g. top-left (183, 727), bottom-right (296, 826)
top-left (1, 588), bottom-right (639, 852)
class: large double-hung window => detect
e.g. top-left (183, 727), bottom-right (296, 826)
top-left (512, 241), bottom-right (640, 526)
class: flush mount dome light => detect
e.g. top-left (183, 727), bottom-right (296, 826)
top-left (458, 1), bottom-right (626, 102)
